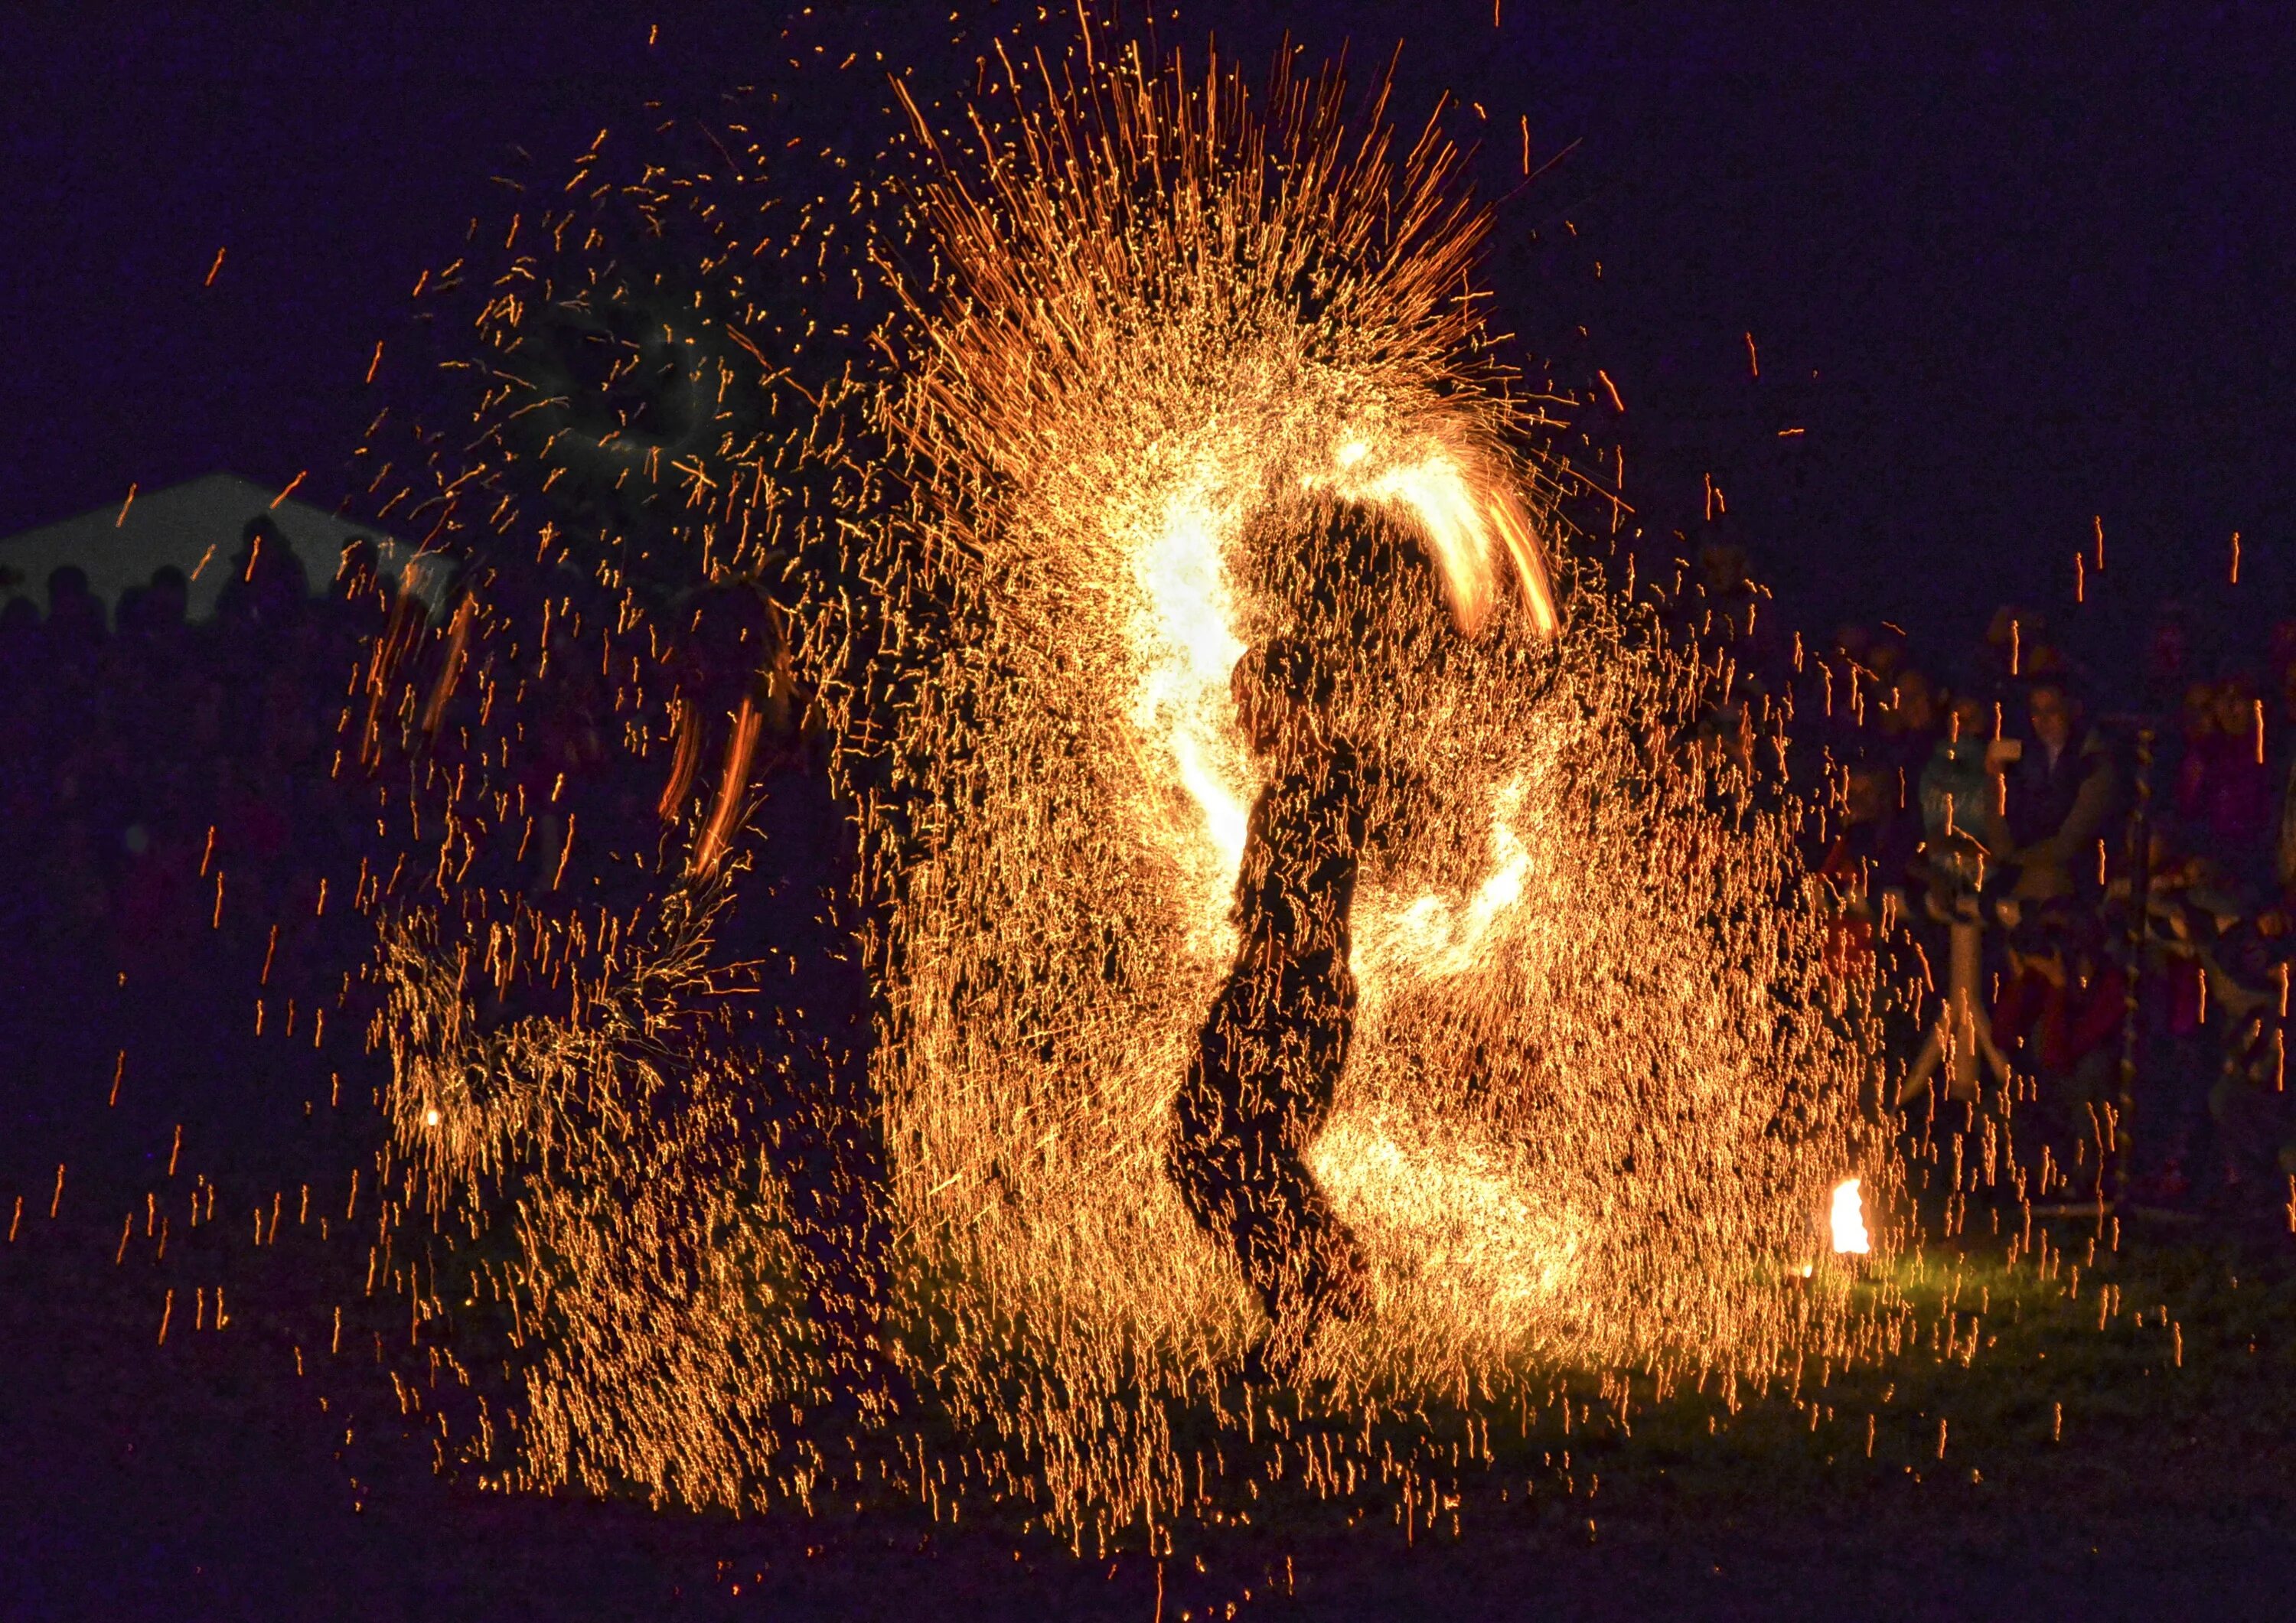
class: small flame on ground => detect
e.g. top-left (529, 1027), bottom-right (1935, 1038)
top-left (1831, 1177), bottom-right (1870, 1255)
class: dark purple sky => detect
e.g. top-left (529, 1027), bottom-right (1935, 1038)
top-left (4, 2), bottom-right (2290, 674)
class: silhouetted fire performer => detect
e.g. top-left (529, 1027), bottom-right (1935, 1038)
top-left (1171, 637), bottom-right (1374, 1369)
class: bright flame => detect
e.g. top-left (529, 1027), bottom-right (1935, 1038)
top-left (1124, 431), bottom-right (1561, 950)
top-left (1127, 434), bottom-right (1562, 952)
top-left (1363, 456), bottom-right (1505, 634)
top-left (1306, 437), bottom-right (1561, 641)
top-left (1130, 478), bottom-right (1251, 933)
top-left (1830, 1178), bottom-right (1870, 1255)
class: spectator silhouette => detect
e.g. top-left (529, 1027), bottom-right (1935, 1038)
top-left (214, 516), bottom-right (311, 653)
top-left (1996, 904), bottom-right (2125, 1196)
top-left (2001, 676), bottom-right (2115, 901)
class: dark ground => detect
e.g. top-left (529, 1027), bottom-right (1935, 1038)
top-left (6, 1171), bottom-right (2295, 1620)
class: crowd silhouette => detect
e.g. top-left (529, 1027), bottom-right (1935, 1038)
top-left (1682, 533), bottom-right (2296, 1216)
top-left (1, 521), bottom-right (397, 1192)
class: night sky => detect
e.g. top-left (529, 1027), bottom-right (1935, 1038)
top-left (5, 2), bottom-right (2290, 680)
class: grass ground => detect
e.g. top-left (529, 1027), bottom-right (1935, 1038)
top-left (5, 1169), bottom-right (2295, 1621)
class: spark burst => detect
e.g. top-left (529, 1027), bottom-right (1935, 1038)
top-left (853, 29), bottom-right (1900, 1535)
top-left (339, 15), bottom-right (1904, 1548)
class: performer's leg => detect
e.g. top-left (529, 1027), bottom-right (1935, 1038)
top-left (1170, 1009), bottom-right (1270, 1303)
top-left (1172, 976), bottom-right (1370, 1360)
top-left (1192, 983), bottom-right (1369, 1350)
top-left (1270, 1005), bottom-right (1369, 1326)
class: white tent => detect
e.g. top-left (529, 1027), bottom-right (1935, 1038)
top-left (0, 473), bottom-right (435, 623)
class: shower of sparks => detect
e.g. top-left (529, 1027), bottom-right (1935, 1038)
top-left (302, 11), bottom-right (1908, 1551)
top-left (851, 28), bottom-right (1899, 1535)
top-left (341, 91), bottom-right (898, 1514)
